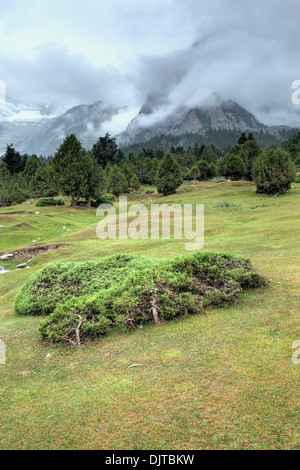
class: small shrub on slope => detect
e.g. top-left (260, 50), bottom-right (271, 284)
top-left (36, 198), bottom-right (65, 207)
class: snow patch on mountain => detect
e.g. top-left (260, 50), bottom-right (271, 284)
top-left (0, 100), bottom-right (57, 123)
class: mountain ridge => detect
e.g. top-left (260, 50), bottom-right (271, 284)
top-left (0, 95), bottom-right (298, 156)
top-left (0, 101), bottom-right (119, 156)
top-left (117, 98), bottom-right (267, 145)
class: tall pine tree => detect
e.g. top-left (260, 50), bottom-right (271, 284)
top-left (2, 145), bottom-right (27, 174)
top-left (156, 153), bottom-right (183, 196)
top-left (92, 133), bottom-right (123, 167)
top-left (52, 134), bottom-right (85, 207)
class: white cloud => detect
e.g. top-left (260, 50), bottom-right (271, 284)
top-left (0, 0), bottom-right (300, 128)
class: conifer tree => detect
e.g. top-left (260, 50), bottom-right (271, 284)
top-left (197, 160), bottom-right (209, 180)
top-left (10, 183), bottom-right (24, 204)
top-left (52, 134), bottom-right (85, 207)
top-left (253, 148), bottom-right (296, 195)
top-left (108, 165), bottom-right (128, 196)
top-left (224, 154), bottom-right (246, 180)
top-left (188, 165), bottom-right (200, 180)
top-left (81, 151), bottom-right (104, 207)
top-left (130, 174), bottom-right (140, 191)
top-left (2, 145), bottom-right (27, 174)
top-left (156, 153), bottom-right (183, 196)
top-left (240, 140), bottom-right (260, 180)
top-left (238, 132), bottom-right (248, 145)
top-left (92, 133), bottom-right (123, 167)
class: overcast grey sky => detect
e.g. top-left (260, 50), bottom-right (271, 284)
top-left (1, 0), bottom-right (300, 129)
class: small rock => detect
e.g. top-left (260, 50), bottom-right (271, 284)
top-left (35, 212), bottom-right (40, 215)
top-left (32, 240), bottom-right (37, 243)
top-left (0, 225), bottom-right (5, 228)
top-left (16, 263), bottom-right (27, 269)
top-left (0, 254), bottom-right (14, 261)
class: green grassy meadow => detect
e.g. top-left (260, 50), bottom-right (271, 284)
top-left (0, 181), bottom-right (299, 450)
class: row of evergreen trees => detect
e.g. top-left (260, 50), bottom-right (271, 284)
top-left (0, 131), bottom-right (298, 207)
top-left (0, 134), bottom-right (222, 206)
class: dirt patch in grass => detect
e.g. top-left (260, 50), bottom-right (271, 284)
top-left (17, 370), bottom-right (32, 377)
top-left (13, 223), bottom-right (33, 230)
top-left (0, 211), bottom-right (26, 215)
top-left (0, 243), bottom-right (72, 261)
top-left (206, 183), bottom-right (226, 189)
top-left (231, 181), bottom-right (253, 186)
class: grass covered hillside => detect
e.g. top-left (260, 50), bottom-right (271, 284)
top-left (0, 180), bottom-right (299, 450)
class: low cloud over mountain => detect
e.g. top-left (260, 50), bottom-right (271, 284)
top-left (1, 0), bottom-right (300, 154)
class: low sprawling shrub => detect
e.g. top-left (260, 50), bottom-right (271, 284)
top-left (213, 200), bottom-right (242, 208)
top-left (36, 198), bottom-right (65, 207)
top-left (76, 194), bottom-right (115, 207)
top-left (15, 252), bottom-right (266, 346)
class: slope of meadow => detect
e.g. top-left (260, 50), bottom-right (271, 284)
top-left (0, 181), bottom-right (299, 450)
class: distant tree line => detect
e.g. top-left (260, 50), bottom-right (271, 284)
top-left (0, 130), bottom-right (298, 207)
top-left (122, 128), bottom-right (299, 157)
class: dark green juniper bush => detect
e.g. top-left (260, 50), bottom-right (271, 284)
top-left (15, 251), bottom-right (266, 346)
top-left (252, 148), bottom-right (296, 195)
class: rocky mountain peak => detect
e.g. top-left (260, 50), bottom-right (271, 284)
top-left (118, 97), bottom-right (267, 145)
